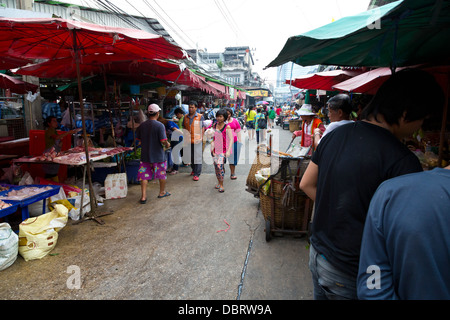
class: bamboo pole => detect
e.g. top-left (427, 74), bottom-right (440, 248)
top-left (72, 29), bottom-right (97, 215)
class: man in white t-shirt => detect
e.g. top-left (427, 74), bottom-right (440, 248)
top-left (313, 94), bottom-right (354, 149)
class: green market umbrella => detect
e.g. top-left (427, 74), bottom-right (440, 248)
top-left (266, 0), bottom-right (450, 70)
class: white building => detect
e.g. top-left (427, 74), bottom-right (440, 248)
top-left (274, 62), bottom-right (319, 104)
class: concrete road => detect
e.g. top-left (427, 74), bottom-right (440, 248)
top-left (0, 124), bottom-right (313, 301)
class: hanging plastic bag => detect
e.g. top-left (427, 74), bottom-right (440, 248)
top-left (255, 167), bottom-right (271, 195)
top-left (18, 204), bottom-right (68, 261)
top-left (0, 223), bottom-right (18, 271)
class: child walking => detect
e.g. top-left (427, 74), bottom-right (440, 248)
top-left (210, 109), bottom-right (233, 193)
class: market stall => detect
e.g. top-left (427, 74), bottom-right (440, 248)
top-left (0, 17), bottom-right (186, 218)
top-left (9, 145), bottom-right (133, 222)
top-left (0, 184), bottom-right (60, 222)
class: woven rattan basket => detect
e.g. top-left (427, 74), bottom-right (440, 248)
top-left (289, 119), bottom-right (301, 132)
top-left (259, 158), bottom-right (313, 230)
top-left (246, 151), bottom-right (271, 193)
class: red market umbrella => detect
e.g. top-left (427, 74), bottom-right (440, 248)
top-left (286, 69), bottom-right (362, 91)
top-left (331, 67), bottom-right (400, 95)
top-left (0, 72), bottom-right (38, 94)
top-left (0, 18), bottom-right (185, 61)
top-left (15, 54), bottom-right (182, 81)
top-left (0, 17), bottom-right (186, 218)
top-left (332, 65), bottom-right (449, 95)
top-left (0, 54), bottom-right (32, 70)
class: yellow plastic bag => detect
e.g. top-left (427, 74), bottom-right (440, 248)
top-left (18, 204), bottom-right (68, 261)
top-left (49, 199), bottom-right (76, 212)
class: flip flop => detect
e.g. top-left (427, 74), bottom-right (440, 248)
top-left (230, 175), bottom-right (237, 180)
top-left (157, 192), bottom-right (171, 198)
top-left (218, 187), bottom-right (225, 193)
top-left (139, 199), bottom-right (147, 204)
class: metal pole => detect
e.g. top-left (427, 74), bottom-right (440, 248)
top-left (72, 29), bottom-right (97, 214)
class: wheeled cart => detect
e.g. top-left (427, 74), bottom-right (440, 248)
top-left (257, 155), bottom-right (313, 241)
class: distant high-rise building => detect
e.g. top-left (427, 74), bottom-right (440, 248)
top-left (276, 62), bottom-right (317, 87)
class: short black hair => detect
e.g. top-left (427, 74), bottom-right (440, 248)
top-left (174, 108), bottom-right (184, 115)
top-left (189, 100), bottom-right (198, 107)
top-left (215, 108), bottom-right (229, 121)
top-left (361, 68), bottom-right (444, 125)
top-left (44, 116), bottom-right (56, 127)
top-left (327, 94), bottom-right (353, 115)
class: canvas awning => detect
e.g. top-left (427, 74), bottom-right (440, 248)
top-left (266, 0), bottom-right (450, 69)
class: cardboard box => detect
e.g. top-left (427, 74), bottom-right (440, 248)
top-left (104, 173), bottom-right (127, 200)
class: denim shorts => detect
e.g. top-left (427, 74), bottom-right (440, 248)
top-left (246, 120), bottom-right (255, 129)
top-left (308, 245), bottom-right (358, 300)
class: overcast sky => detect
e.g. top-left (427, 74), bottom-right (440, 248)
top-left (66, 0), bottom-right (371, 86)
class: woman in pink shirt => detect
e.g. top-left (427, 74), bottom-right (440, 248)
top-left (226, 108), bottom-right (242, 180)
top-left (211, 109), bottom-right (233, 193)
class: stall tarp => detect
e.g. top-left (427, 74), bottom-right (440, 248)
top-left (162, 69), bottom-right (227, 97)
top-left (266, 0), bottom-right (450, 69)
top-left (238, 90), bottom-right (247, 100)
top-left (0, 73), bottom-right (38, 94)
top-left (286, 70), bottom-right (361, 91)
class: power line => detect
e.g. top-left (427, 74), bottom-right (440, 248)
top-left (220, 0), bottom-right (243, 36)
top-left (97, 0), bottom-right (141, 29)
top-left (214, 0), bottom-right (238, 37)
top-left (142, 0), bottom-right (197, 49)
top-left (153, 0), bottom-right (197, 49)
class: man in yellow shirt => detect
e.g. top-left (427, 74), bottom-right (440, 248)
top-left (244, 106), bottom-right (257, 140)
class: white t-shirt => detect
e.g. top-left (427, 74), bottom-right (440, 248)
top-left (319, 120), bottom-right (354, 143)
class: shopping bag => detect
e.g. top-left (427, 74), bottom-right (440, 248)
top-left (0, 223), bottom-right (18, 271)
top-left (18, 204), bottom-right (68, 261)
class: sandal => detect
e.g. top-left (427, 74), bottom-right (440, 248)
top-left (169, 170), bottom-right (178, 175)
top-left (157, 192), bottom-right (171, 198)
top-left (230, 175), bottom-right (237, 180)
top-left (215, 184), bottom-right (220, 189)
top-left (139, 199), bottom-right (147, 204)
top-left (218, 187), bottom-right (225, 193)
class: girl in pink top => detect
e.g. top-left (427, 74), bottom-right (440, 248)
top-left (211, 109), bottom-right (233, 193)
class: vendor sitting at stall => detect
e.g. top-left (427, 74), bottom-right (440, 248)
top-left (291, 104), bottom-right (326, 151)
top-left (43, 116), bottom-right (80, 181)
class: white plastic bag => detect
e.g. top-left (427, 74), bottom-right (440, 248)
top-left (0, 223), bottom-right (19, 271)
top-left (19, 171), bottom-right (34, 186)
top-left (18, 204), bottom-right (68, 261)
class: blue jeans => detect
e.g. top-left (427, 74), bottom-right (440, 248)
top-left (308, 245), bottom-right (358, 300)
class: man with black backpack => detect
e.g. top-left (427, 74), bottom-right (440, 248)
top-left (254, 108), bottom-right (267, 145)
